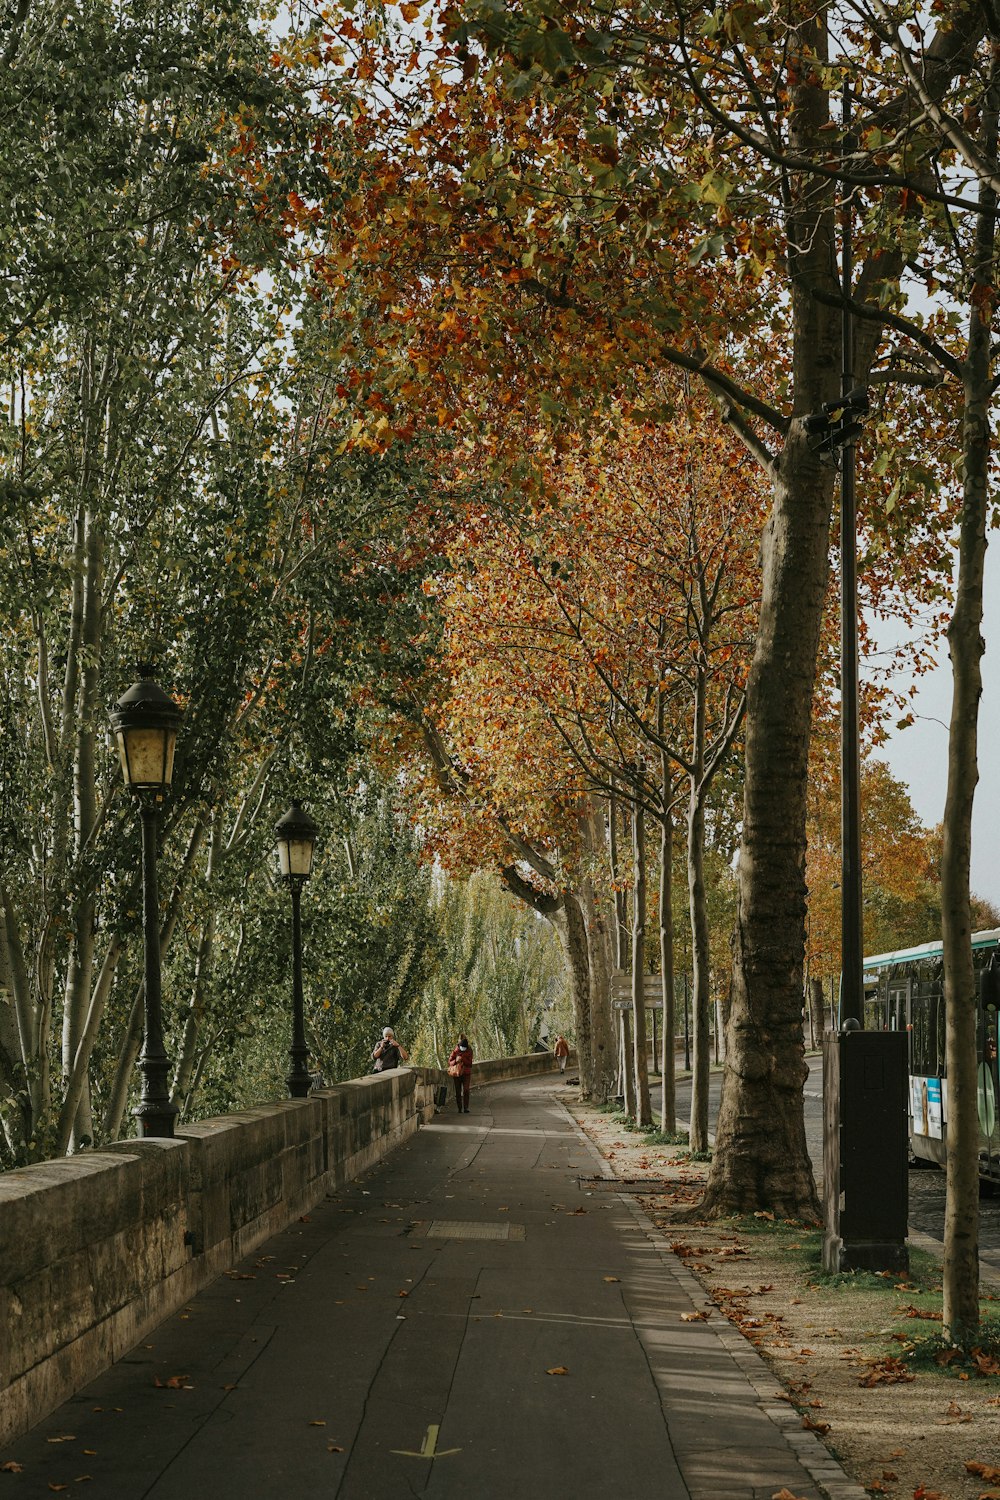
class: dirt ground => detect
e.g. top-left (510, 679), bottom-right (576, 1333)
top-left (571, 1097), bottom-right (1000, 1500)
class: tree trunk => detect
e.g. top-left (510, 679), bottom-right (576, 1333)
top-left (702, 430), bottom-right (830, 1217)
top-left (941, 55), bottom-right (999, 1343)
top-left (809, 977), bottom-right (825, 1052)
top-left (621, 1008), bottom-right (636, 1118)
top-left (658, 760), bottom-right (676, 1133)
top-left (688, 674), bottom-right (712, 1152)
top-left (632, 790), bottom-right (652, 1126)
top-left (700, 12), bottom-right (837, 1217)
top-left (607, 791), bottom-right (628, 970)
top-left (582, 803), bottom-right (616, 1103)
top-left (554, 892), bottom-right (593, 1099)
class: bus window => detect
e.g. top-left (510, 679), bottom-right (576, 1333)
top-left (910, 991), bottom-right (938, 1075)
top-left (863, 986), bottom-right (883, 1031)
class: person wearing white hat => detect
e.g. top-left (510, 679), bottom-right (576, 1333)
top-left (372, 1026), bottom-right (408, 1072)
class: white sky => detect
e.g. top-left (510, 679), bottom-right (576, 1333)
top-left (867, 526), bottom-right (1000, 911)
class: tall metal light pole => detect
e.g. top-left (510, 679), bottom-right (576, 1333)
top-left (814, 86), bottom-right (907, 1272)
top-left (839, 81), bottom-right (865, 1031)
top-left (274, 802), bottom-right (318, 1099)
top-left (110, 668), bottom-right (184, 1138)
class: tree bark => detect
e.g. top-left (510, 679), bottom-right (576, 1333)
top-left (659, 793), bottom-right (676, 1133)
top-left (620, 1007), bottom-right (636, 1118)
top-left (688, 671), bottom-right (712, 1151)
top-left (631, 789), bottom-right (652, 1126)
top-left (809, 976), bottom-right (825, 1052)
top-left (700, 10), bottom-right (838, 1218)
top-left (941, 50), bottom-right (999, 1343)
top-left (553, 891), bottom-right (593, 1099)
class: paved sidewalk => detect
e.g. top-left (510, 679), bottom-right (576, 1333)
top-left (2, 1079), bottom-right (866, 1499)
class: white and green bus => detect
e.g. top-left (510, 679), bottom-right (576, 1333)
top-left (860, 929), bottom-right (1000, 1185)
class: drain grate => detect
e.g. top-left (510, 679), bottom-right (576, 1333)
top-left (578, 1177), bottom-right (681, 1194)
top-left (425, 1220), bottom-right (526, 1241)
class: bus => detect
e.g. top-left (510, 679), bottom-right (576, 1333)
top-left (860, 928), bottom-right (1000, 1185)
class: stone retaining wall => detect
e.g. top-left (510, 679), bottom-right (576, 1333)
top-left (0, 1054), bottom-right (561, 1447)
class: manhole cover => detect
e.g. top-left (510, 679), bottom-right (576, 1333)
top-left (578, 1177), bottom-right (680, 1194)
top-left (425, 1220), bottom-right (526, 1241)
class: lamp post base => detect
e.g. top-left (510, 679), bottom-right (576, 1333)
top-left (287, 1046), bottom-right (312, 1099)
top-left (134, 1100), bottom-right (180, 1138)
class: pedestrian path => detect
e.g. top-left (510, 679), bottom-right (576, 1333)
top-left (2, 1078), bottom-right (866, 1499)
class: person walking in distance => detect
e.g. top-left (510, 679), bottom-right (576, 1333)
top-left (448, 1033), bottom-right (474, 1112)
top-left (554, 1034), bottom-right (570, 1079)
top-left (372, 1027), bottom-right (408, 1072)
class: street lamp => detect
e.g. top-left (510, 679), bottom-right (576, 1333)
top-left (110, 667), bottom-right (184, 1138)
top-left (274, 801), bottom-right (318, 1099)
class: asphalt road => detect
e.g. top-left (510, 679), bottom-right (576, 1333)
top-left (653, 1055), bottom-right (1000, 1276)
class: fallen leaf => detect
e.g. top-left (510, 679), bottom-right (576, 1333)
top-left (46, 1436), bottom-right (76, 1444)
top-left (801, 1415), bottom-right (830, 1434)
top-left (858, 1357), bottom-right (914, 1387)
top-left (327, 1444), bottom-right (345, 1453)
top-left (680, 1311), bottom-right (709, 1322)
top-left (308, 1420), bottom-right (327, 1427)
top-left (771, 1490), bottom-right (806, 1499)
top-left (602, 1276), bottom-right (620, 1284)
top-left (966, 1463), bottom-right (1000, 1483)
top-left (545, 1366), bottom-right (569, 1375)
top-left (0, 1462), bottom-right (24, 1473)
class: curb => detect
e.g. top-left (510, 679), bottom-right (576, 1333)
top-left (554, 1092), bottom-right (869, 1500)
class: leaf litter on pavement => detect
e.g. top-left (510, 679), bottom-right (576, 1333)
top-left (573, 1096), bottom-right (1000, 1500)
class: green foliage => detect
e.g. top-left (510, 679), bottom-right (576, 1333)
top-left (409, 870), bottom-right (567, 1065)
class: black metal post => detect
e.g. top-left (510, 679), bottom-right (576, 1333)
top-left (839, 79), bottom-right (864, 1029)
top-left (286, 879), bottom-right (311, 1098)
top-left (821, 83), bottom-right (908, 1273)
top-left (134, 800), bottom-right (178, 1137)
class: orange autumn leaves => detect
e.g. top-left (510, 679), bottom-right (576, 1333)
top-left (414, 394), bottom-right (766, 872)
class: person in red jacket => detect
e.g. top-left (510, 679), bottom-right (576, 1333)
top-left (448, 1034), bottom-right (474, 1113)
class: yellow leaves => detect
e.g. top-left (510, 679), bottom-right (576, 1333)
top-left (545, 1365), bottom-right (569, 1375)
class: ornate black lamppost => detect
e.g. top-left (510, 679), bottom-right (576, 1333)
top-left (110, 668), bottom-right (184, 1138)
top-left (274, 802), bottom-right (318, 1099)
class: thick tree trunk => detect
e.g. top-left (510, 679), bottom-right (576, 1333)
top-left (701, 12), bottom-right (837, 1218)
top-left (941, 60), bottom-right (998, 1342)
top-left (702, 434), bottom-right (831, 1218)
